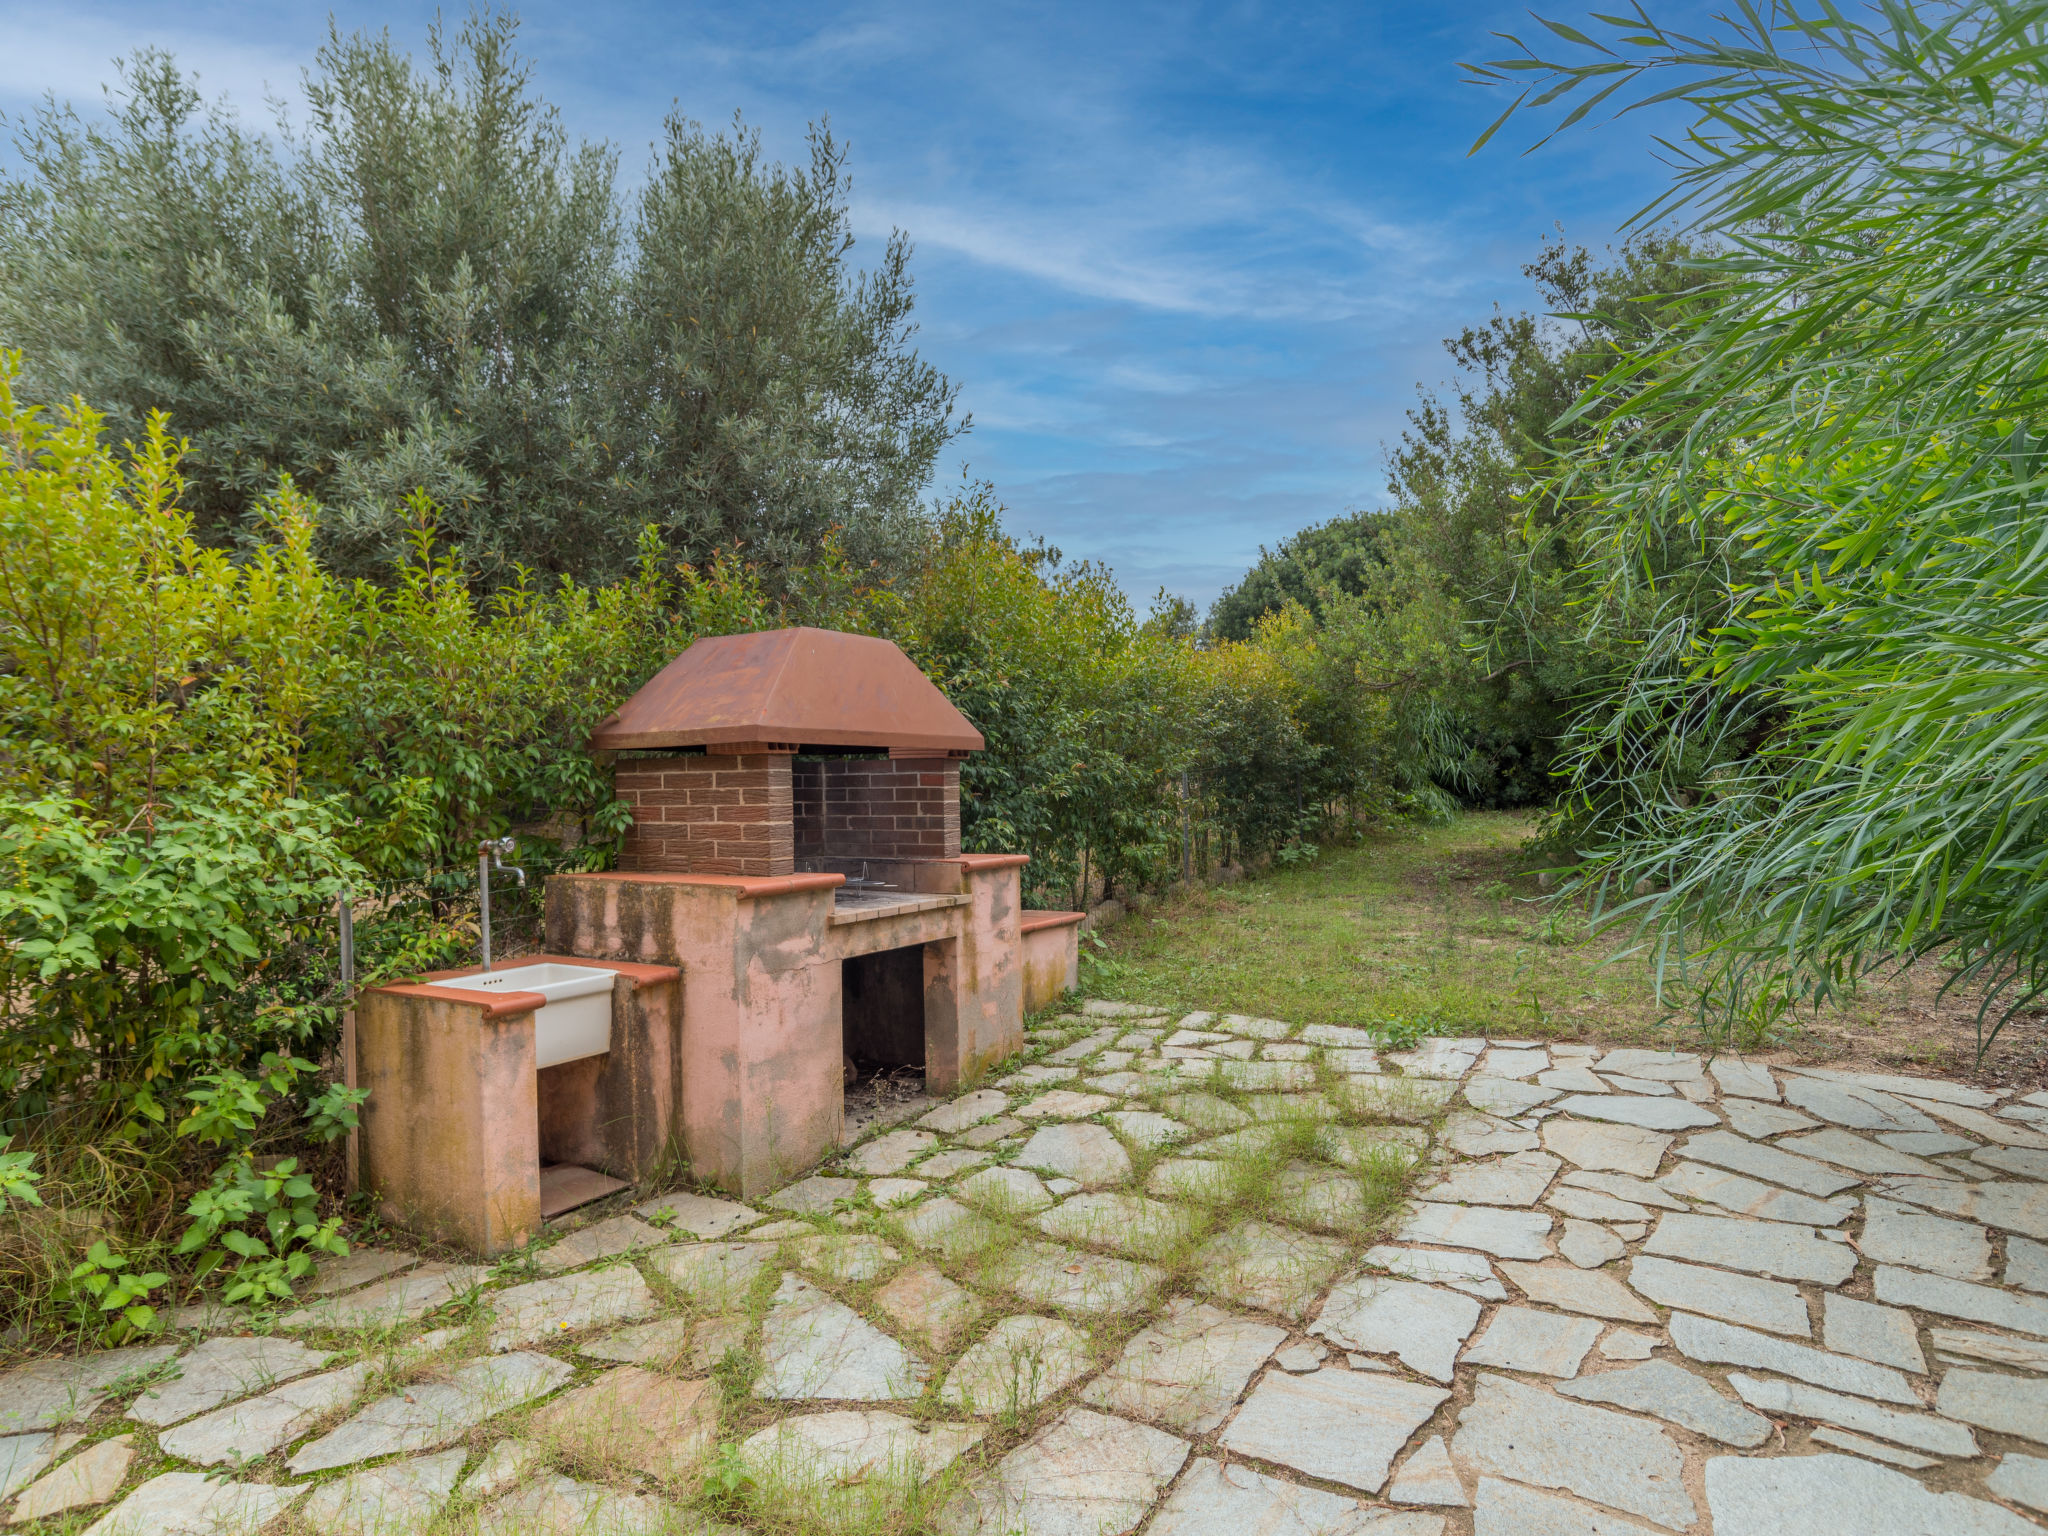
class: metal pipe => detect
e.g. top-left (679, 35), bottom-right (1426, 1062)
top-left (478, 838), bottom-right (526, 972)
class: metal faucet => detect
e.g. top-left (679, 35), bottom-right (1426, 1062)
top-left (478, 837), bottom-right (526, 972)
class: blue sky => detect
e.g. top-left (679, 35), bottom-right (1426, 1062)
top-left (0, 2), bottom-right (1688, 608)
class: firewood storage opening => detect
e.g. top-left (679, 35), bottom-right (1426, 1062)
top-left (842, 944), bottom-right (927, 1085)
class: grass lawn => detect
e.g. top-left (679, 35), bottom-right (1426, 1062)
top-left (1080, 811), bottom-right (2048, 1090)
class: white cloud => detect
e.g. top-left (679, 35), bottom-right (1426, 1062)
top-left (0, 5), bottom-right (306, 118)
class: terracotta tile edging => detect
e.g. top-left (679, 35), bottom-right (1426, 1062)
top-left (548, 870), bottom-right (845, 901)
top-left (366, 982), bottom-right (548, 1021)
top-left (953, 853), bottom-right (1031, 873)
top-left (1018, 910), bottom-right (1085, 933)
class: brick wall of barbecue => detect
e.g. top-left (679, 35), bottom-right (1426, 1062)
top-left (793, 757), bottom-right (960, 861)
top-left (614, 753), bottom-right (794, 876)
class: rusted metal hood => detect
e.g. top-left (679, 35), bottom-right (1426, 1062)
top-left (590, 626), bottom-right (985, 754)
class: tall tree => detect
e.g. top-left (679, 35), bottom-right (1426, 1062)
top-left (0, 11), bottom-right (962, 586)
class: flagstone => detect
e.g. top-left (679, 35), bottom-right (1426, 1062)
top-left (1310, 1276), bottom-right (1481, 1381)
top-left (1874, 1175), bottom-right (2048, 1240)
top-left (1478, 1047), bottom-right (1548, 1078)
top-left (460, 1438), bottom-right (539, 1501)
top-left (1821, 1294), bottom-right (1926, 1373)
top-left (1560, 1170), bottom-right (1687, 1210)
top-left (1345, 1078), bottom-right (1459, 1121)
top-left (1597, 1049), bottom-right (1704, 1082)
top-left (1442, 1111), bottom-right (1539, 1154)
top-left (1546, 1185), bottom-right (1648, 1222)
top-left (917, 1089), bottom-right (1010, 1133)
top-left (1559, 1358), bottom-right (1769, 1447)
top-left (310, 1247), bottom-right (420, 1295)
top-left (1468, 1476), bottom-right (1666, 1535)
top-left (1395, 1202), bottom-right (1552, 1259)
top-left (645, 1241), bottom-right (776, 1306)
top-left (899, 1197), bottom-right (1005, 1260)
top-left (1658, 1161), bottom-right (1854, 1225)
top-left (1554, 1094), bottom-right (1719, 1131)
top-left (76, 1471), bottom-right (304, 1536)
top-left (1598, 1073), bottom-right (1676, 1097)
top-left (1782, 1078), bottom-right (1941, 1136)
top-left (742, 1409), bottom-right (985, 1491)
top-left (1937, 1368), bottom-right (2048, 1445)
top-left (1703, 1451), bottom-right (2039, 1536)
top-left (298, 1447), bottom-right (465, 1536)
top-left (1880, 1130), bottom-right (1979, 1155)
top-left (938, 1406), bottom-right (1187, 1536)
top-left (1557, 1219), bottom-right (1625, 1269)
top-left (996, 1064), bottom-right (1080, 1088)
top-left (1362, 1244), bottom-right (1506, 1301)
top-left (1464, 1078), bottom-right (1558, 1116)
top-left (473, 1474), bottom-right (668, 1536)
top-left (1451, 1372), bottom-right (1694, 1530)
top-left (847, 1128), bottom-right (939, 1174)
top-left (1785, 1065), bottom-right (2004, 1108)
top-left (1146, 1158), bottom-right (1234, 1202)
top-left (1721, 1099), bottom-right (1815, 1138)
top-left (159, 1361), bottom-right (373, 1466)
top-left (1542, 1120), bottom-right (1672, 1178)
top-left (1275, 1163), bottom-right (1373, 1230)
top-left (0, 1344), bottom-right (182, 1436)
top-left (935, 1315), bottom-right (1093, 1416)
top-left (866, 1176), bottom-right (928, 1207)
top-left (769, 1175), bottom-right (861, 1213)
top-left (1931, 1327), bottom-right (2048, 1372)
top-left (795, 1232), bottom-right (900, 1284)
top-left (1014, 1122), bottom-right (1133, 1186)
top-left (631, 1188), bottom-right (762, 1238)
top-left (1103, 1110), bottom-right (1189, 1149)
top-left (1643, 1211), bottom-right (1857, 1284)
top-left (1627, 1255), bottom-right (1811, 1336)
top-left (1859, 1195), bottom-right (1992, 1280)
top-left (126, 1336), bottom-right (332, 1428)
top-left (1218, 1059), bottom-right (1317, 1090)
top-left (873, 1264), bottom-right (984, 1353)
top-left (1874, 1263), bottom-right (2048, 1336)
top-left (1386, 1434), bottom-right (1466, 1507)
top-left (1298, 1022), bottom-right (1373, 1048)
top-left (2010, 1235), bottom-right (2048, 1292)
top-left (1049, 1027), bottom-right (1122, 1061)
top-left (1728, 1373), bottom-right (1977, 1456)
top-left (532, 1364), bottom-right (719, 1480)
top-left (11, 1434), bottom-right (134, 1522)
top-left (1426, 1150), bottom-right (1558, 1206)
top-left (1499, 1260), bottom-right (1657, 1322)
top-left (487, 1265), bottom-right (656, 1349)
top-left (1987, 1452), bottom-right (2048, 1516)
top-left (1080, 1299), bottom-right (1284, 1431)
top-left (1537, 1064), bottom-right (1609, 1095)
top-left (1325, 1048), bottom-right (1382, 1073)
top-left (1036, 1192), bottom-right (1197, 1257)
top-left (1780, 1129), bottom-right (1951, 1179)
top-left (920, 1149), bottom-right (995, 1179)
top-left (990, 1239), bottom-right (1165, 1315)
top-left (958, 1164), bottom-right (1055, 1213)
top-left (757, 1274), bottom-right (926, 1401)
top-left (957, 1116), bottom-right (1026, 1148)
top-left (1220, 1367), bottom-right (1448, 1494)
top-left (1976, 1145), bottom-right (2048, 1179)
top-left (288, 1354), bottom-right (567, 1474)
top-left (1462, 1306), bottom-right (1601, 1377)
top-left (1669, 1312), bottom-right (1914, 1403)
top-left (1193, 1220), bottom-right (1348, 1320)
top-left (1680, 1130), bottom-right (1860, 1196)
top-left (534, 1214), bottom-right (665, 1273)
top-left (1146, 1458), bottom-right (1375, 1535)
top-left (1709, 1058), bottom-right (1779, 1100)
top-left (1600, 1329), bottom-right (1658, 1360)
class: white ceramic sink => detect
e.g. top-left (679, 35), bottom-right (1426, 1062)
top-left (424, 962), bottom-right (616, 1067)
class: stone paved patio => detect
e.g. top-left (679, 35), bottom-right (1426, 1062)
top-left (3, 1001), bottom-right (2047, 1532)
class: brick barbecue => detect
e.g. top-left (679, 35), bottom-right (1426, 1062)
top-left (355, 626), bottom-right (1083, 1253)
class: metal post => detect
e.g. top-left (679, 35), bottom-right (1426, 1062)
top-left (338, 891), bottom-right (359, 1194)
top-left (1180, 771), bottom-right (1192, 886)
top-left (479, 850), bottom-right (493, 972)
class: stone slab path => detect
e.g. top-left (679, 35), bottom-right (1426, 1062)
top-left (3, 1002), bottom-right (2047, 1533)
